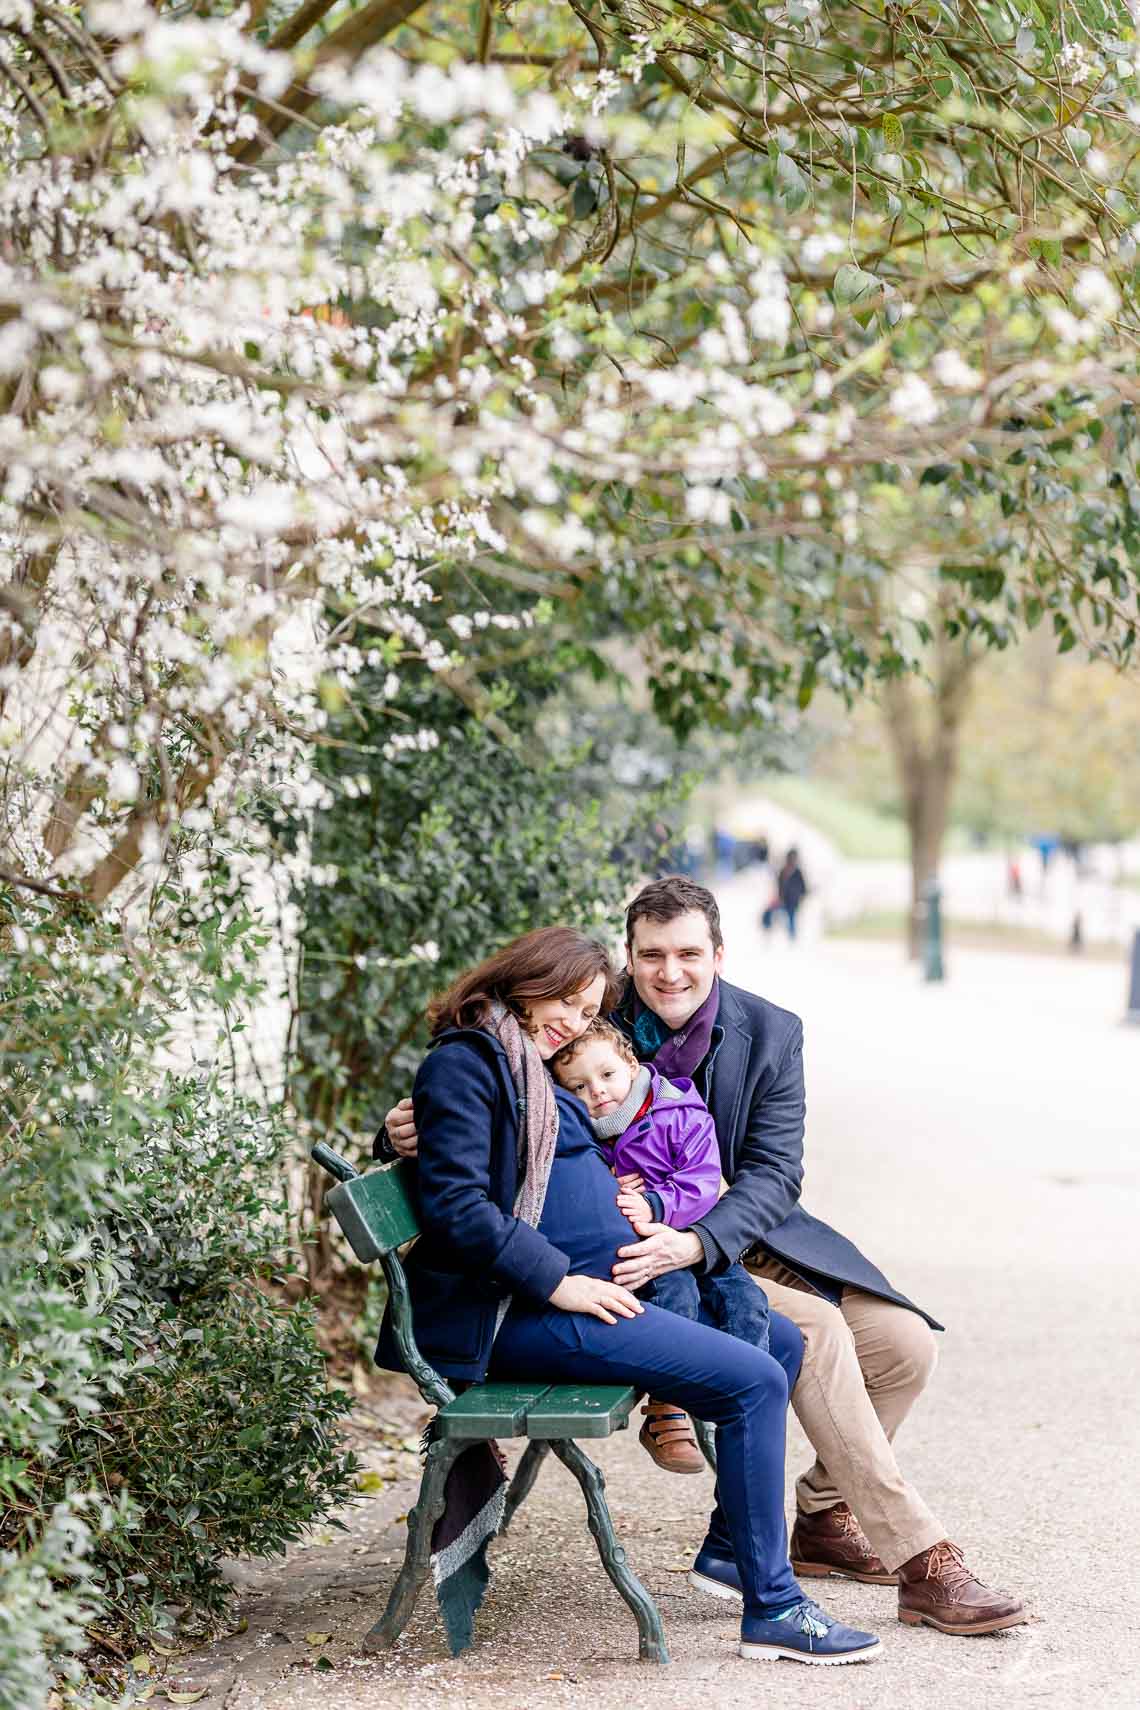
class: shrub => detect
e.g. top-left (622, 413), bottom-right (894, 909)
top-left (0, 898), bottom-right (357, 1706)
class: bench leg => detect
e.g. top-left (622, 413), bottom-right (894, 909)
top-left (363, 1433), bottom-right (460, 1652)
top-left (500, 1439), bottom-right (551, 1535)
top-left (693, 1416), bottom-right (717, 1472)
top-left (549, 1438), bottom-right (669, 1664)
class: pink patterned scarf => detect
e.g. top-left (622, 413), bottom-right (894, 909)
top-left (428, 1000), bottom-right (562, 1654)
top-left (481, 1000), bottom-right (560, 1252)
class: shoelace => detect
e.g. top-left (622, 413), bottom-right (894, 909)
top-left (831, 1503), bottom-right (878, 1563)
top-left (922, 1541), bottom-right (975, 1598)
top-left (773, 1600), bottom-right (831, 1639)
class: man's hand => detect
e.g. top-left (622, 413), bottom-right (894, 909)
top-left (612, 1226), bottom-right (703, 1291)
top-left (384, 1097), bottom-right (418, 1159)
top-left (616, 1188), bottom-right (654, 1231)
top-left (548, 1273), bottom-right (645, 1325)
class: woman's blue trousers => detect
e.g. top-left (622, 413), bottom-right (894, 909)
top-left (491, 1301), bottom-right (805, 1618)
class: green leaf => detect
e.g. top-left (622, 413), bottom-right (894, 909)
top-left (572, 175), bottom-right (598, 219)
top-left (833, 264), bottom-right (882, 325)
top-left (776, 153), bottom-right (809, 212)
top-left (881, 112), bottom-right (904, 152)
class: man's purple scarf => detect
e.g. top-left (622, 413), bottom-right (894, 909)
top-left (630, 976), bottom-right (720, 1078)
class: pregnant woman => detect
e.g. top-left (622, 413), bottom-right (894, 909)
top-left (375, 925), bottom-right (882, 1665)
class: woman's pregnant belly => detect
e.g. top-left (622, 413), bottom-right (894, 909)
top-left (536, 1117), bottom-right (635, 1281)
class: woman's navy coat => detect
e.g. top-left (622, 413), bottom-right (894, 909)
top-left (374, 1029), bottom-right (570, 1382)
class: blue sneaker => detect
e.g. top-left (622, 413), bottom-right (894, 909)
top-left (688, 1549), bottom-right (743, 1603)
top-left (740, 1598), bottom-right (883, 1665)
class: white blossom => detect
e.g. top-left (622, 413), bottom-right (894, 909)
top-left (747, 262), bottom-right (792, 344)
top-left (685, 484), bottom-right (731, 525)
top-left (801, 233), bottom-right (845, 269)
top-left (889, 373), bottom-right (940, 426)
top-left (1074, 268), bottom-right (1120, 318)
top-left (931, 351), bottom-right (983, 392)
top-left (106, 760), bottom-right (141, 803)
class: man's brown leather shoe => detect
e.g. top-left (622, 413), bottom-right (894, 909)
top-left (638, 1399), bottom-right (706, 1474)
top-left (898, 1541), bottom-right (1027, 1634)
top-left (790, 1502), bottom-right (898, 1585)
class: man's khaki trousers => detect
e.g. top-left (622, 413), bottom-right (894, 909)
top-left (745, 1254), bottom-right (946, 1571)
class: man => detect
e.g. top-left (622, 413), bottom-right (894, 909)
top-left (380, 875), bottom-right (1026, 1637)
top-left (608, 876), bottom-right (1025, 1637)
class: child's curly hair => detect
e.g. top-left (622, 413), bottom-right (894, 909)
top-left (550, 1016), bottom-right (640, 1078)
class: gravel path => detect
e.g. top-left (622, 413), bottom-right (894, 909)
top-left (168, 920), bottom-right (1140, 1710)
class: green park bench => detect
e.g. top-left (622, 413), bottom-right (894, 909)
top-left (310, 1141), bottom-right (672, 1663)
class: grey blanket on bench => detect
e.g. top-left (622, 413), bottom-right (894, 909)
top-left (429, 1438), bottom-right (506, 1654)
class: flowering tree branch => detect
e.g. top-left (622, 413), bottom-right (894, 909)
top-left (0, 0), bottom-right (1137, 917)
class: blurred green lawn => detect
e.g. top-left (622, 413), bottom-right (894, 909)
top-left (760, 776), bottom-right (972, 861)
top-left (829, 911), bottom-right (1124, 961)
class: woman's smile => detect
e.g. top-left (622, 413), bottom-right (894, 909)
top-left (525, 972), bottom-right (609, 1059)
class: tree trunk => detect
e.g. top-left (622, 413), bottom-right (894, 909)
top-left (897, 733), bottom-right (958, 958)
top-left (881, 616), bottom-right (978, 961)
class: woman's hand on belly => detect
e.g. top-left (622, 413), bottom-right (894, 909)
top-left (548, 1273), bottom-right (645, 1326)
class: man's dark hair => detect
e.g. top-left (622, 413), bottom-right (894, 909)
top-left (625, 876), bottom-right (723, 952)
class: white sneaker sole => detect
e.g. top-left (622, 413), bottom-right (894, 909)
top-left (688, 1568), bottom-right (743, 1603)
top-left (739, 1637), bottom-right (884, 1666)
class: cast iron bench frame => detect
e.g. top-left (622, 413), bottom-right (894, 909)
top-left (311, 1142), bottom-right (674, 1663)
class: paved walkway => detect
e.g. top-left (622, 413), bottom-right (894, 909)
top-left (173, 921), bottom-right (1140, 1710)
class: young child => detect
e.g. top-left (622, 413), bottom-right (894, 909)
top-left (551, 1018), bottom-right (770, 1475)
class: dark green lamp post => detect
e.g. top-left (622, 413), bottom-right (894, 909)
top-left (922, 879), bottom-right (945, 983)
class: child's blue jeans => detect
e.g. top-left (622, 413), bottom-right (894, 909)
top-left (649, 1259), bottom-right (770, 1352)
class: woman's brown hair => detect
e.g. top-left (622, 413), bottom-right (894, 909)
top-left (427, 926), bottom-right (620, 1036)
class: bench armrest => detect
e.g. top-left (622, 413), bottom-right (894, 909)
top-left (381, 1250), bottom-right (456, 1413)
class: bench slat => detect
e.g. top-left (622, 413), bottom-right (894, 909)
top-left (438, 1383), bottom-right (552, 1438)
top-left (525, 1385), bottom-right (638, 1439)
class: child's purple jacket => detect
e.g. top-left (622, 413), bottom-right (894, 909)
top-left (602, 1069), bottom-right (721, 1229)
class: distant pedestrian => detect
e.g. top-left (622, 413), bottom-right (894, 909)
top-left (762, 848), bottom-right (808, 940)
top-left (713, 826), bottom-right (737, 877)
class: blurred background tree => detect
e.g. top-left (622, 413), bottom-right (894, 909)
top-left (955, 640), bottom-right (1140, 853)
